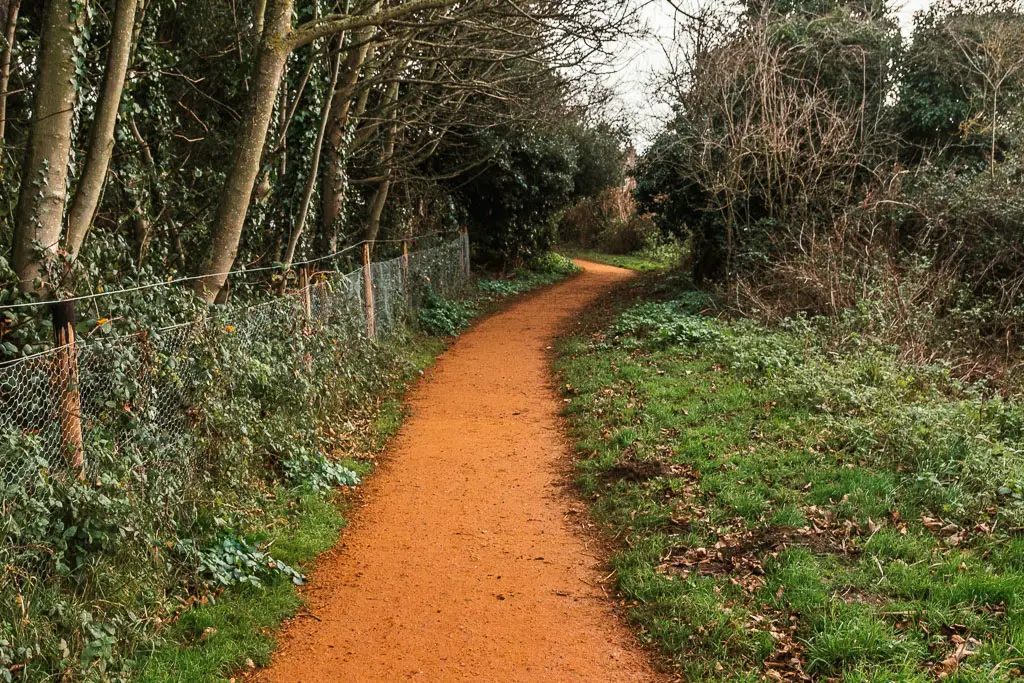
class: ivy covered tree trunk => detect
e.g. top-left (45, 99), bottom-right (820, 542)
top-left (65, 0), bottom-right (139, 260)
top-left (11, 0), bottom-right (84, 295)
top-left (0, 0), bottom-right (21, 144)
top-left (193, 0), bottom-right (294, 302)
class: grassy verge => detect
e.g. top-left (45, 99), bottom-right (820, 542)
top-left (134, 493), bottom-right (349, 681)
top-left (555, 271), bottom-right (1024, 681)
top-left (132, 254), bottom-right (577, 682)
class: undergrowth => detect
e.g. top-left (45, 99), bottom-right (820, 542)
top-left (133, 435), bottom-right (390, 681)
top-left (556, 272), bottom-right (1024, 681)
top-left (421, 253), bottom-right (580, 333)
top-left (127, 256), bottom-right (577, 682)
top-left (418, 291), bottom-right (478, 337)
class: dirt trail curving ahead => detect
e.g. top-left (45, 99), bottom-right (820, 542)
top-left (259, 261), bottom-right (661, 682)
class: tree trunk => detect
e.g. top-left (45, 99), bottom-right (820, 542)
top-left (364, 179), bottom-right (391, 245)
top-left (11, 0), bottom-right (83, 295)
top-left (195, 0), bottom-right (455, 299)
top-left (284, 36), bottom-right (342, 268)
top-left (0, 0), bottom-right (20, 144)
top-left (128, 115), bottom-right (161, 265)
top-left (363, 69), bottom-right (402, 244)
top-left (253, 0), bottom-right (267, 36)
top-left (321, 6), bottom-right (379, 246)
top-left (193, 0), bottom-right (293, 302)
top-left (65, 0), bottom-right (139, 260)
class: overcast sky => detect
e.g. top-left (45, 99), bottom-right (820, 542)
top-left (611, 0), bottom-right (936, 148)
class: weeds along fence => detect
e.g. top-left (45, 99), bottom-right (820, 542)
top-left (0, 234), bottom-right (469, 602)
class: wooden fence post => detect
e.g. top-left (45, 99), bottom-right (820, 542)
top-left (457, 228), bottom-right (465, 281)
top-left (462, 227), bottom-right (471, 278)
top-left (401, 239), bottom-right (410, 311)
top-left (363, 242), bottom-right (375, 339)
top-left (50, 301), bottom-right (85, 480)
top-left (298, 264), bottom-right (312, 319)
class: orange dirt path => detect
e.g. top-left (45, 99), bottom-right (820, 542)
top-left (258, 260), bottom-right (661, 682)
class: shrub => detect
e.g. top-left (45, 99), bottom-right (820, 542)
top-left (596, 214), bottom-right (659, 254)
top-left (478, 278), bottom-right (528, 296)
top-left (718, 320), bottom-right (802, 378)
top-left (418, 291), bottom-right (477, 336)
top-left (528, 251), bottom-right (580, 277)
top-left (560, 186), bottom-right (635, 248)
top-left (559, 185), bottom-right (662, 256)
top-left (0, 283), bottom-right (437, 677)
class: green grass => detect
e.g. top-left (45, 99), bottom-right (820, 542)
top-left (555, 277), bottom-right (1024, 681)
top-left (134, 377), bottom-right (421, 682)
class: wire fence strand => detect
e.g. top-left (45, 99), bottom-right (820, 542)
top-left (0, 230), bottom-right (451, 313)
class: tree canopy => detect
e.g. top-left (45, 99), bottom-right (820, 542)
top-left (0, 0), bottom-right (633, 311)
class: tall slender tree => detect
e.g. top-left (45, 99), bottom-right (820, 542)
top-left (65, 0), bottom-right (140, 259)
top-left (0, 0), bottom-right (20, 144)
top-left (11, 0), bottom-right (85, 294)
top-left (321, 6), bottom-right (379, 242)
top-left (193, 0), bottom-right (462, 301)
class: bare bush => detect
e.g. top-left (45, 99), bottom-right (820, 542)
top-left (672, 7), bottom-right (897, 275)
top-left (560, 184), bottom-right (661, 253)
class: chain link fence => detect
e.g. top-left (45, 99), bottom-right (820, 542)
top-left (0, 235), bottom-right (469, 588)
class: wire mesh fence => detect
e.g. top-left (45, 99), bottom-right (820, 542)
top-left (0, 235), bottom-right (469, 586)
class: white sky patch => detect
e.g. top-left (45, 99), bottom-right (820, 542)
top-left (613, 0), bottom-right (936, 149)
